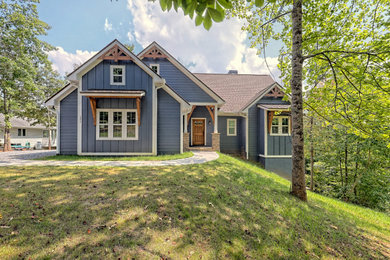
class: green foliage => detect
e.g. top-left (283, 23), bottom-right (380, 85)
top-left (0, 0), bottom-right (63, 128)
top-left (155, 0), bottom-right (238, 30)
top-left (304, 114), bottom-right (390, 212)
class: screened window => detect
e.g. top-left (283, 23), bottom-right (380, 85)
top-left (227, 119), bottom-right (237, 136)
top-left (126, 111), bottom-right (137, 138)
top-left (110, 65), bottom-right (125, 85)
top-left (98, 111), bottom-right (109, 138)
top-left (150, 64), bottom-right (159, 74)
top-left (112, 112), bottom-right (122, 138)
top-left (271, 116), bottom-right (290, 135)
top-left (96, 109), bottom-right (138, 140)
top-left (43, 130), bottom-right (49, 138)
top-left (18, 129), bottom-right (26, 137)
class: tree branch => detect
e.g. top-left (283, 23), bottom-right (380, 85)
top-left (259, 11), bottom-right (292, 28)
top-left (303, 50), bottom-right (386, 60)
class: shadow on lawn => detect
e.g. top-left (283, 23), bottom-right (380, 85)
top-left (0, 155), bottom-right (389, 259)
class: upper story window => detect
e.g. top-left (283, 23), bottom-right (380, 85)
top-left (96, 109), bottom-right (138, 140)
top-left (110, 65), bottom-right (126, 85)
top-left (18, 129), bottom-right (26, 137)
top-left (150, 64), bottom-right (160, 74)
top-left (227, 119), bottom-right (237, 136)
top-left (271, 116), bottom-right (290, 135)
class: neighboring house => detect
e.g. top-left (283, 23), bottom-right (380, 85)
top-left (45, 40), bottom-right (292, 175)
top-left (0, 114), bottom-right (56, 149)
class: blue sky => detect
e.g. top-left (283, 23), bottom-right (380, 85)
top-left (38, 0), bottom-right (142, 53)
top-left (37, 0), bottom-right (282, 79)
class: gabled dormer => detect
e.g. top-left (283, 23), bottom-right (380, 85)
top-left (138, 42), bottom-right (225, 105)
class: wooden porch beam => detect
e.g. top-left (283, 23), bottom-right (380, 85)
top-left (206, 105), bottom-right (215, 125)
top-left (84, 96), bottom-right (142, 99)
top-left (187, 105), bottom-right (196, 126)
top-left (268, 111), bottom-right (275, 134)
top-left (89, 97), bottom-right (97, 126)
top-left (136, 97), bottom-right (141, 126)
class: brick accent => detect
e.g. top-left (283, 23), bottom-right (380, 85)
top-left (211, 133), bottom-right (220, 152)
top-left (183, 132), bottom-right (190, 152)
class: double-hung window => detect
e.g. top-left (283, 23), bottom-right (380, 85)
top-left (18, 129), bottom-right (26, 137)
top-left (227, 119), bottom-right (237, 136)
top-left (271, 116), bottom-right (290, 135)
top-left (150, 64), bottom-right (160, 74)
top-left (110, 65), bottom-right (125, 85)
top-left (97, 109), bottom-right (138, 140)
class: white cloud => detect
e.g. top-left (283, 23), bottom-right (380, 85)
top-left (48, 47), bottom-right (97, 75)
top-left (126, 0), bottom-right (280, 81)
top-left (104, 18), bottom-right (113, 32)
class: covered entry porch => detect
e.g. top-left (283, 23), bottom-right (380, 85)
top-left (183, 104), bottom-right (220, 151)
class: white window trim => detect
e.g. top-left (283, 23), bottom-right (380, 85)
top-left (270, 116), bottom-right (290, 136)
top-left (227, 118), bottom-right (237, 136)
top-left (96, 109), bottom-right (138, 140)
top-left (150, 64), bottom-right (160, 75)
top-left (110, 65), bottom-right (126, 85)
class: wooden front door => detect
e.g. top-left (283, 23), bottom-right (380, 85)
top-left (192, 119), bottom-right (205, 146)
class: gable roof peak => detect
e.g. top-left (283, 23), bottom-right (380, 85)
top-left (66, 39), bottom-right (163, 82)
top-left (137, 42), bottom-right (225, 104)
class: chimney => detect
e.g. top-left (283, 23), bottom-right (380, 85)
top-left (228, 70), bottom-right (238, 74)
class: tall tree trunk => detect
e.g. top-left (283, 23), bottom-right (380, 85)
top-left (339, 155), bottom-right (344, 187)
top-left (344, 140), bottom-right (348, 186)
top-left (310, 116), bottom-right (314, 191)
top-left (352, 141), bottom-right (360, 197)
top-left (3, 92), bottom-right (11, 152)
top-left (290, 0), bottom-right (307, 201)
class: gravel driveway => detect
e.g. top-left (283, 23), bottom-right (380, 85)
top-left (0, 150), bottom-right (219, 167)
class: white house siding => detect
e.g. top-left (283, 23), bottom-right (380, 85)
top-left (0, 128), bottom-right (55, 148)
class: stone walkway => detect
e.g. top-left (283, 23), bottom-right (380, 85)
top-left (0, 150), bottom-right (219, 167)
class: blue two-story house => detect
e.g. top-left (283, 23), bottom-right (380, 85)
top-left (46, 39), bottom-right (292, 175)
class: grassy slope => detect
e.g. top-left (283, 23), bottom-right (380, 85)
top-left (37, 152), bottom-right (193, 161)
top-left (0, 154), bottom-right (389, 259)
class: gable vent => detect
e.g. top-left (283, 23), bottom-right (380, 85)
top-left (228, 70), bottom-right (238, 74)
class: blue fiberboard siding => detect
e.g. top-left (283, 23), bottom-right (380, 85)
top-left (143, 58), bottom-right (216, 103)
top-left (60, 90), bottom-right (78, 155)
top-left (264, 157), bottom-right (292, 180)
top-left (267, 135), bottom-right (292, 155)
top-left (258, 108), bottom-right (265, 155)
top-left (240, 117), bottom-right (246, 155)
top-left (81, 60), bottom-right (153, 153)
top-left (247, 105), bottom-right (258, 160)
top-left (218, 116), bottom-right (243, 154)
top-left (157, 88), bottom-right (180, 154)
top-left (187, 106), bottom-right (214, 146)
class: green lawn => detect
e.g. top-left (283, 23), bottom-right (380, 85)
top-left (37, 152), bottom-right (193, 161)
top-left (0, 154), bottom-right (389, 259)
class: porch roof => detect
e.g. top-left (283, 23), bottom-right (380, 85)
top-left (257, 104), bottom-right (291, 110)
top-left (79, 90), bottom-right (145, 98)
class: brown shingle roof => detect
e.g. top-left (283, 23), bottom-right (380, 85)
top-left (194, 73), bottom-right (275, 113)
